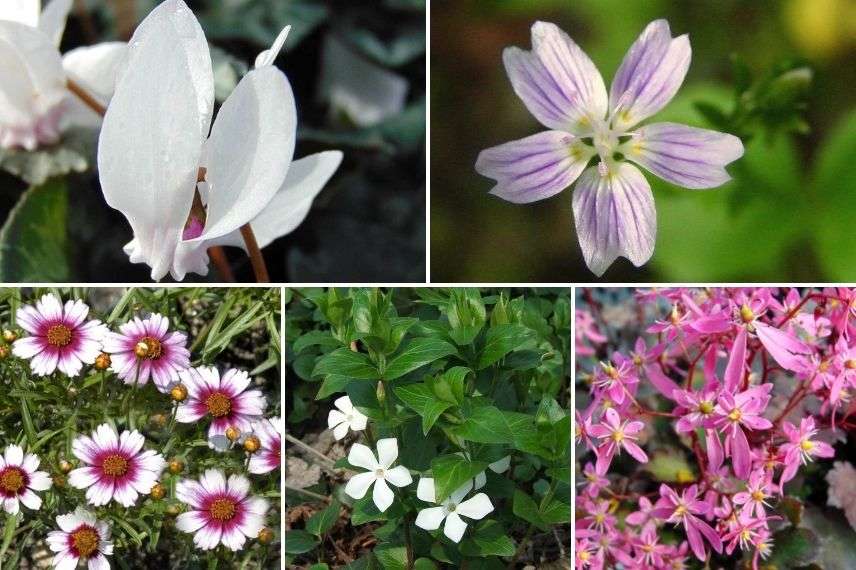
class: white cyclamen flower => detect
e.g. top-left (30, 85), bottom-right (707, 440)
top-left (98, 0), bottom-right (343, 281)
top-left (473, 455), bottom-right (511, 490)
top-left (47, 507), bottom-right (113, 570)
top-left (0, 444), bottom-right (52, 514)
top-left (0, 0), bottom-right (126, 149)
top-left (344, 438), bottom-right (412, 512)
top-left (415, 478), bottom-right (494, 543)
top-left (327, 395), bottom-right (368, 440)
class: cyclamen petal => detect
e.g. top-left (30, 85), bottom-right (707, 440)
top-left (475, 130), bottom-right (590, 203)
top-left (629, 123), bottom-right (744, 189)
top-left (572, 163), bottom-right (656, 276)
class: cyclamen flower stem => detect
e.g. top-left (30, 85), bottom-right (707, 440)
top-left (66, 78), bottom-right (106, 116)
top-left (238, 223), bottom-right (270, 283)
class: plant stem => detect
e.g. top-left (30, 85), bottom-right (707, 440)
top-left (67, 78), bottom-right (106, 115)
top-left (283, 433), bottom-right (338, 472)
top-left (239, 224), bottom-right (270, 282)
top-left (282, 484), bottom-right (329, 502)
top-left (208, 246), bottom-right (235, 282)
top-left (403, 514), bottom-right (414, 569)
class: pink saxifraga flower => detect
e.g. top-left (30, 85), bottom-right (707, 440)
top-left (12, 294), bottom-right (108, 377)
top-left (176, 469), bottom-right (269, 551)
top-left (592, 358), bottom-right (638, 405)
top-left (68, 423), bottom-right (166, 507)
top-left (46, 507), bottom-right (113, 570)
top-left (175, 367), bottom-right (266, 451)
top-left (102, 313), bottom-right (190, 392)
top-left (0, 444), bottom-right (52, 514)
top-left (475, 20), bottom-right (744, 276)
top-left (732, 469), bottom-right (775, 518)
top-left (652, 484), bottom-right (722, 561)
top-left (248, 416), bottom-right (281, 475)
top-left (589, 407), bottom-right (648, 475)
top-left (780, 416), bottom-right (834, 486)
top-left (713, 385), bottom-right (773, 479)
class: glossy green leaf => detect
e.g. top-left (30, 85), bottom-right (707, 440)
top-left (312, 348), bottom-right (379, 380)
top-left (374, 545), bottom-right (408, 570)
top-left (293, 330), bottom-right (341, 354)
top-left (431, 454), bottom-right (488, 503)
top-left (384, 337), bottom-right (457, 380)
top-left (284, 529), bottom-right (318, 554)
top-left (512, 490), bottom-right (548, 531)
top-left (0, 179), bottom-right (69, 281)
top-left (452, 406), bottom-right (535, 445)
top-left (459, 520), bottom-right (515, 557)
top-left (477, 324), bottom-right (533, 369)
top-left (305, 500), bottom-right (340, 536)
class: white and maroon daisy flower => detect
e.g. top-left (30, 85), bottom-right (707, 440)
top-left (248, 417), bottom-right (282, 475)
top-left (12, 294), bottom-right (108, 377)
top-left (176, 469), bottom-right (269, 551)
top-left (175, 367), bottom-right (266, 451)
top-left (47, 507), bottom-right (113, 570)
top-left (102, 313), bottom-right (191, 392)
top-left (68, 423), bottom-right (166, 507)
top-left (0, 444), bottom-right (52, 514)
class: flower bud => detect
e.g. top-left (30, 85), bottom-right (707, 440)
top-left (0, 346), bottom-right (9, 360)
top-left (225, 426), bottom-right (241, 442)
top-left (846, 359), bottom-right (856, 370)
top-left (170, 384), bottom-right (188, 402)
top-left (149, 413), bottom-right (168, 428)
top-left (94, 353), bottom-right (111, 370)
top-left (134, 341), bottom-right (150, 358)
top-left (2, 329), bottom-right (17, 343)
top-left (53, 474), bottom-right (66, 488)
top-left (58, 460), bottom-right (74, 474)
top-left (257, 527), bottom-right (274, 544)
top-left (67, 386), bottom-right (79, 398)
top-left (150, 483), bottom-right (165, 500)
top-left (165, 504), bottom-right (181, 516)
top-left (168, 459), bottom-right (184, 475)
top-left (243, 435), bottom-right (261, 453)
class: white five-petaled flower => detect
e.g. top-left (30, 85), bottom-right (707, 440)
top-left (0, 0), bottom-right (126, 150)
top-left (97, 0), bottom-right (343, 281)
top-left (12, 293), bottom-right (108, 377)
top-left (344, 438), bottom-right (412, 512)
top-left (327, 395), bottom-right (368, 440)
top-left (46, 507), bottom-right (113, 570)
top-left (0, 444), bottom-right (52, 514)
top-left (415, 478), bottom-right (494, 543)
top-left (475, 20), bottom-right (744, 276)
top-left (176, 469), bottom-right (269, 551)
top-left (68, 423), bottom-right (166, 507)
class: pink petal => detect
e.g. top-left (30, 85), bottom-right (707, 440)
top-left (723, 327), bottom-right (747, 392)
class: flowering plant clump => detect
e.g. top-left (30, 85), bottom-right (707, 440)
top-left (285, 288), bottom-right (571, 567)
top-left (575, 287), bottom-right (856, 569)
top-left (0, 287), bottom-right (281, 567)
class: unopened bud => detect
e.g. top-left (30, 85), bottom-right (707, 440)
top-left (150, 483), bottom-right (166, 500)
top-left (257, 527), bottom-right (275, 544)
top-left (53, 474), bottom-right (66, 488)
top-left (150, 413), bottom-right (168, 428)
top-left (170, 384), bottom-right (188, 402)
top-left (225, 426), bottom-right (241, 442)
top-left (165, 504), bottom-right (181, 516)
top-left (168, 459), bottom-right (184, 475)
top-left (67, 386), bottom-right (78, 398)
top-left (94, 353), bottom-right (111, 370)
top-left (243, 435), bottom-right (261, 453)
top-left (0, 346), bottom-right (9, 360)
top-left (2, 329), bottom-right (17, 343)
top-left (59, 460), bottom-right (74, 474)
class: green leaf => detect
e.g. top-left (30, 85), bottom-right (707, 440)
top-left (393, 383), bottom-right (453, 434)
top-left (412, 558), bottom-right (437, 570)
top-left (294, 330), bottom-right (342, 354)
top-left (459, 520), bottom-right (515, 557)
top-left (316, 375), bottom-right (355, 399)
top-left (540, 498), bottom-right (572, 525)
top-left (384, 338), bottom-right (457, 380)
top-left (431, 366), bottom-right (470, 404)
top-left (421, 399), bottom-right (453, 435)
top-left (643, 449), bottom-right (697, 483)
top-left (375, 545), bottom-right (408, 570)
top-left (452, 406), bottom-right (535, 445)
top-left (351, 493), bottom-right (404, 525)
top-left (309, 565), bottom-right (330, 570)
top-left (0, 179), bottom-right (69, 281)
top-left (312, 348), bottom-right (379, 380)
top-left (765, 527), bottom-right (819, 568)
top-left (512, 490), bottom-right (548, 531)
top-left (477, 324), bottom-right (533, 369)
top-left (284, 529), bottom-right (318, 554)
top-left (431, 454), bottom-right (488, 503)
top-left (0, 128), bottom-right (91, 185)
top-left (447, 288), bottom-right (486, 345)
top-left (305, 500), bottom-right (340, 537)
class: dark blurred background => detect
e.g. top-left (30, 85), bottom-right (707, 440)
top-left (0, 0), bottom-right (426, 282)
top-left (431, 0), bottom-right (856, 282)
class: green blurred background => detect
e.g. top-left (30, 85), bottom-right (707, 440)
top-left (430, 0), bottom-right (856, 282)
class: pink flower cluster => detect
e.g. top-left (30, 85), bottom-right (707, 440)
top-left (575, 288), bottom-right (852, 569)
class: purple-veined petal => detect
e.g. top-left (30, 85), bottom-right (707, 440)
top-left (627, 122), bottom-right (744, 189)
top-left (476, 130), bottom-right (592, 204)
top-left (97, 0), bottom-right (212, 280)
top-left (502, 21), bottom-right (607, 133)
top-left (209, 151), bottom-right (343, 251)
top-left (191, 64), bottom-right (296, 242)
top-left (610, 20), bottom-right (690, 130)
top-left (754, 321), bottom-right (811, 372)
top-left (571, 163), bottom-right (656, 276)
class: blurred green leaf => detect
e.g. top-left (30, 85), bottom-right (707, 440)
top-left (644, 449), bottom-right (697, 483)
top-left (305, 500), bottom-right (341, 536)
top-left (459, 520), bottom-right (515, 557)
top-left (0, 128), bottom-right (91, 186)
top-left (0, 179), bottom-right (69, 281)
top-left (284, 529), bottom-right (318, 554)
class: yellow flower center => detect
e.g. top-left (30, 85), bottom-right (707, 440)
top-left (137, 336), bottom-right (163, 360)
top-left (611, 429), bottom-right (625, 443)
top-left (699, 401), bottom-right (714, 415)
top-left (46, 324), bottom-right (72, 347)
top-left (102, 454), bottom-right (129, 477)
top-left (210, 497), bottom-right (237, 521)
top-left (205, 393), bottom-right (232, 418)
top-left (740, 304), bottom-right (755, 323)
top-left (728, 409), bottom-right (743, 422)
top-left (751, 490), bottom-right (765, 502)
top-left (71, 527), bottom-right (99, 558)
top-left (846, 359), bottom-right (856, 370)
top-left (800, 439), bottom-right (815, 451)
top-left (0, 467), bottom-right (25, 493)
top-left (579, 551), bottom-right (591, 561)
